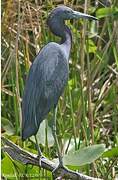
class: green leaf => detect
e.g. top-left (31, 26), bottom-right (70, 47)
top-left (96, 7), bottom-right (118, 18)
top-left (88, 39), bottom-right (97, 53)
top-left (1, 117), bottom-right (15, 135)
top-left (68, 78), bottom-right (75, 90)
top-left (63, 144), bottom-right (105, 166)
top-left (23, 164), bottom-right (40, 178)
top-left (35, 120), bottom-right (54, 147)
top-left (102, 147), bottom-right (118, 158)
top-left (2, 154), bottom-right (16, 179)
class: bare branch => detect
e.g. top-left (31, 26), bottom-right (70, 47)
top-left (2, 137), bottom-right (103, 180)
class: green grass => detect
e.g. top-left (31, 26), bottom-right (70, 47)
top-left (1, 0), bottom-right (118, 179)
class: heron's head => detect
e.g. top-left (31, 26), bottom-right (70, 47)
top-left (48, 5), bottom-right (97, 21)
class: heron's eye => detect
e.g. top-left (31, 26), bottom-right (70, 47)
top-left (66, 10), bottom-right (71, 14)
top-left (66, 10), bottom-right (73, 15)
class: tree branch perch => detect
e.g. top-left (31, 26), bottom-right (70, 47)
top-left (2, 137), bottom-right (103, 180)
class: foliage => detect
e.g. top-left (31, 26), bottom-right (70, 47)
top-left (1, 0), bottom-right (118, 179)
top-left (63, 144), bottom-right (105, 166)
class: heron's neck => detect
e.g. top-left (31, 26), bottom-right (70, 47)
top-left (60, 26), bottom-right (72, 59)
top-left (47, 18), bottom-right (72, 59)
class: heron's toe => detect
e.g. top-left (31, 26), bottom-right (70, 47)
top-left (52, 163), bottom-right (66, 179)
top-left (37, 154), bottom-right (45, 167)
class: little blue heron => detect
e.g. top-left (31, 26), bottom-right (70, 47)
top-left (22, 5), bottom-right (97, 167)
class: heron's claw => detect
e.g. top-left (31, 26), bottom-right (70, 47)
top-left (52, 163), bottom-right (66, 179)
top-left (37, 154), bottom-right (44, 167)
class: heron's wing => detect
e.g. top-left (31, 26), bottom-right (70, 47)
top-left (22, 43), bottom-right (68, 140)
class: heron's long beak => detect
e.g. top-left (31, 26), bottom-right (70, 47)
top-left (72, 11), bottom-right (98, 20)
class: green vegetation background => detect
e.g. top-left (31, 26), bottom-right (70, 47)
top-left (1, 0), bottom-right (118, 179)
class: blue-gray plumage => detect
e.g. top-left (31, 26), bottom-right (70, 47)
top-left (22, 5), bottom-right (97, 165)
top-left (22, 43), bottom-right (69, 139)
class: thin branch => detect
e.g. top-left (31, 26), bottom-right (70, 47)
top-left (2, 137), bottom-right (103, 180)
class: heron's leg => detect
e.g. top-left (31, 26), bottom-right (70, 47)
top-left (51, 107), bottom-right (63, 167)
top-left (34, 135), bottom-right (42, 166)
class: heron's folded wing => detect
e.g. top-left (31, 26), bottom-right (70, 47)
top-left (22, 43), bottom-right (68, 139)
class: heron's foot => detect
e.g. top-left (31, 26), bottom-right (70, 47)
top-left (37, 154), bottom-right (45, 167)
top-left (52, 161), bottom-right (66, 179)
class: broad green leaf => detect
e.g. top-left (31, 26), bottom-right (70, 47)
top-left (63, 137), bottom-right (80, 154)
top-left (63, 144), bottom-right (105, 166)
top-left (1, 117), bottom-right (15, 135)
top-left (36, 120), bottom-right (54, 147)
top-left (102, 147), bottom-right (118, 158)
top-left (2, 154), bottom-right (16, 179)
top-left (96, 7), bottom-right (118, 18)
